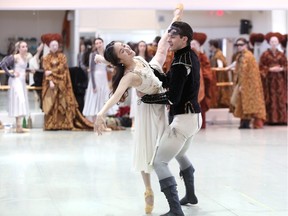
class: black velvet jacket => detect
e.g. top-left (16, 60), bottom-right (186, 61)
top-left (142, 46), bottom-right (201, 116)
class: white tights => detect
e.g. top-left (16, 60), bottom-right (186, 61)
top-left (153, 113), bottom-right (202, 180)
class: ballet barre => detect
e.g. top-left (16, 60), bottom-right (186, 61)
top-left (211, 67), bottom-right (234, 87)
top-left (0, 85), bottom-right (42, 90)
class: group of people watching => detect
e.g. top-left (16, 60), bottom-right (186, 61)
top-left (0, 15), bottom-right (287, 133)
top-left (226, 33), bottom-right (287, 128)
top-left (0, 31), bottom-right (287, 133)
top-left (186, 31), bottom-right (287, 129)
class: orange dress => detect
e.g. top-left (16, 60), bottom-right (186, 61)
top-left (259, 49), bottom-right (287, 124)
top-left (233, 50), bottom-right (266, 121)
top-left (210, 49), bottom-right (231, 108)
top-left (42, 51), bottom-right (93, 130)
top-left (193, 50), bottom-right (214, 128)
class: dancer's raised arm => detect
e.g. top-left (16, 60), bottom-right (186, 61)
top-left (94, 4), bottom-right (184, 135)
top-left (152, 3), bottom-right (183, 67)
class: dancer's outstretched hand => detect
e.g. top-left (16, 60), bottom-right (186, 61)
top-left (94, 54), bottom-right (105, 64)
top-left (94, 114), bottom-right (107, 135)
top-left (174, 3), bottom-right (184, 21)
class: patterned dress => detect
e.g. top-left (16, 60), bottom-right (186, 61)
top-left (194, 50), bottom-right (214, 128)
top-left (233, 49), bottom-right (266, 121)
top-left (83, 52), bottom-right (117, 118)
top-left (210, 48), bottom-right (231, 108)
top-left (42, 51), bottom-right (93, 130)
top-left (259, 49), bottom-right (287, 124)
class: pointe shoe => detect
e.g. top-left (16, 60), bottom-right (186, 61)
top-left (145, 188), bottom-right (154, 214)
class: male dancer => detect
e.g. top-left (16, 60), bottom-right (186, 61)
top-left (141, 21), bottom-right (202, 216)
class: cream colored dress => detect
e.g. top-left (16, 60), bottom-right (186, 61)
top-left (83, 62), bottom-right (110, 116)
top-left (131, 56), bottom-right (168, 173)
top-left (8, 57), bottom-right (29, 117)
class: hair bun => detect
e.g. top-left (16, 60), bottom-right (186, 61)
top-left (41, 33), bottom-right (62, 46)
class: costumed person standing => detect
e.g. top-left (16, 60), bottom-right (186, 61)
top-left (280, 34), bottom-right (287, 54)
top-left (191, 32), bottom-right (214, 129)
top-left (259, 33), bottom-right (287, 125)
top-left (229, 38), bottom-right (266, 129)
top-left (82, 37), bottom-right (116, 123)
top-left (41, 33), bottom-right (93, 130)
top-left (208, 39), bottom-right (230, 108)
top-left (77, 39), bottom-right (92, 76)
top-left (248, 33), bottom-right (265, 60)
top-left (0, 41), bottom-right (43, 133)
top-left (93, 6), bottom-right (183, 215)
top-left (141, 21), bottom-right (202, 215)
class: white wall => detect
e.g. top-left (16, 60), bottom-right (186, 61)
top-left (78, 10), bottom-right (271, 42)
top-left (79, 10), bottom-right (159, 31)
top-left (79, 9), bottom-right (248, 44)
top-left (0, 11), bottom-right (65, 54)
top-left (251, 11), bottom-right (272, 33)
top-left (272, 10), bottom-right (288, 33)
top-left (0, 9), bottom-right (286, 66)
top-left (77, 10), bottom-right (275, 58)
top-left (78, 9), bottom-right (161, 46)
top-left (79, 10), bottom-right (255, 31)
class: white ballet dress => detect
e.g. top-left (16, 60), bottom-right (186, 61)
top-left (129, 87), bottom-right (137, 119)
top-left (131, 56), bottom-right (168, 173)
top-left (83, 62), bottom-right (115, 116)
top-left (8, 57), bottom-right (29, 117)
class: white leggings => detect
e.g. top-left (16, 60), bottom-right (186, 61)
top-left (153, 113), bottom-right (202, 180)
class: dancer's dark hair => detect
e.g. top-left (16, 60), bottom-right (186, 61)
top-left (104, 41), bottom-right (128, 102)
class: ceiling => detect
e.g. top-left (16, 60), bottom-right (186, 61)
top-left (1, 0), bottom-right (287, 10)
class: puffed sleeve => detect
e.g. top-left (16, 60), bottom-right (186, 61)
top-left (0, 55), bottom-right (15, 77)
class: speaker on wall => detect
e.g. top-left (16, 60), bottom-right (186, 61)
top-left (240, 19), bottom-right (252, 34)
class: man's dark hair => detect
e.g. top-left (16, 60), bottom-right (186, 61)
top-left (209, 39), bottom-right (219, 49)
top-left (169, 21), bottom-right (193, 45)
top-left (153, 36), bottom-right (161, 45)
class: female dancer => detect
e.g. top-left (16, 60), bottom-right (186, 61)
top-left (94, 5), bottom-right (183, 214)
top-left (82, 37), bottom-right (116, 123)
top-left (0, 41), bottom-right (43, 133)
top-left (129, 40), bottom-right (151, 129)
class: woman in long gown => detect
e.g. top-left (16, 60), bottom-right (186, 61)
top-left (130, 40), bottom-right (151, 129)
top-left (0, 41), bottom-right (43, 133)
top-left (41, 33), bottom-right (93, 130)
top-left (259, 34), bottom-right (287, 125)
top-left (83, 38), bottom-right (116, 123)
top-left (232, 38), bottom-right (266, 129)
top-left (190, 33), bottom-right (214, 129)
top-left (93, 6), bottom-right (183, 214)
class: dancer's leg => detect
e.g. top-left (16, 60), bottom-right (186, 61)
top-left (176, 136), bottom-right (198, 205)
top-left (16, 116), bottom-right (24, 133)
top-left (141, 171), bottom-right (154, 214)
